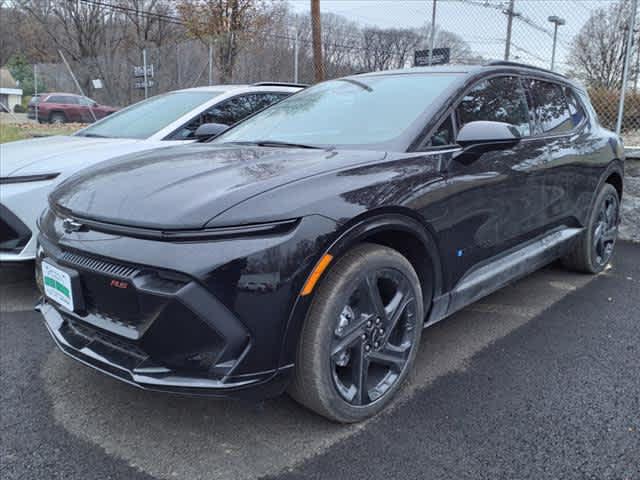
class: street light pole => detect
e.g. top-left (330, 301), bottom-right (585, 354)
top-left (503, 0), bottom-right (518, 61)
top-left (548, 15), bottom-right (566, 71)
top-left (428, 0), bottom-right (437, 66)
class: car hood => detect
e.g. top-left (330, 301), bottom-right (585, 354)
top-left (0, 135), bottom-right (166, 178)
top-left (51, 144), bottom-right (386, 229)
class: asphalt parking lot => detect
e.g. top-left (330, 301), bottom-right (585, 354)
top-left (1, 242), bottom-right (639, 480)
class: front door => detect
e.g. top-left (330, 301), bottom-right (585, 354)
top-left (432, 75), bottom-right (549, 286)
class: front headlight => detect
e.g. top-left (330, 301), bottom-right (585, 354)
top-left (0, 173), bottom-right (60, 184)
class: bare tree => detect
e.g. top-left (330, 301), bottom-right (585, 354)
top-left (568, 0), bottom-right (638, 89)
top-left (176, 0), bottom-right (272, 83)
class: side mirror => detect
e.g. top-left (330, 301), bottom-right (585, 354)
top-left (456, 120), bottom-right (521, 147)
top-left (193, 122), bottom-right (229, 141)
top-left (453, 121), bottom-right (521, 165)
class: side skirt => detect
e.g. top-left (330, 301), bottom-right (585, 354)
top-left (425, 227), bottom-right (582, 327)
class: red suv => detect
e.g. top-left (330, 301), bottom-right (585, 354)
top-left (28, 93), bottom-right (118, 124)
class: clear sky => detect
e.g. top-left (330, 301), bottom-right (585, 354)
top-left (287, 0), bottom-right (619, 72)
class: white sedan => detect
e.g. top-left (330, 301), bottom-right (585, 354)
top-left (0, 83), bottom-right (303, 262)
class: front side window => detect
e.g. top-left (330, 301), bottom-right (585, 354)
top-left (76, 90), bottom-right (224, 139)
top-left (214, 74), bottom-right (461, 148)
top-left (169, 92), bottom-right (290, 140)
top-left (456, 76), bottom-right (531, 137)
top-left (528, 80), bottom-right (573, 135)
top-left (428, 115), bottom-right (454, 147)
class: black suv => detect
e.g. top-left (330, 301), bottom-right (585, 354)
top-left (37, 62), bottom-right (624, 422)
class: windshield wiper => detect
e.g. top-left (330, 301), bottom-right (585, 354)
top-left (234, 140), bottom-right (323, 149)
top-left (77, 133), bottom-right (110, 138)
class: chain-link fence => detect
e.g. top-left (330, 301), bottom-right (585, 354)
top-left (13, 0), bottom-right (640, 147)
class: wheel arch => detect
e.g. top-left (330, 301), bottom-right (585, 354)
top-left (279, 207), bottom-right (445, 369)
top-left (49, 110), bottom-right (67, 121)
top-left (588, 159), bottom-right (625, 218)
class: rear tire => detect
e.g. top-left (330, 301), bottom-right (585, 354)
top-left (49, 112), bottom-right (66, 124)
top-left (562, 183), bottom-right (620, 274)
top-left (289, 243), bottom-right (424, 423)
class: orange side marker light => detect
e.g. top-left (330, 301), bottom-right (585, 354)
top-left (300, 254), bottom-right (334, 296)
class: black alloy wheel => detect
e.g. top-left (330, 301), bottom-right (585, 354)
top-left (562, 183), bottom-right (620, 274)
top-left (289, 243), bottom-right (424, 423)
top-left (330, 269), bottom-right (419, 406)
top-left (592, 190), bottom-right (619, 267)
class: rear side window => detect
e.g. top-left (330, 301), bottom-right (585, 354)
top-left (456, 76), bottom-right (531, 137)
top-left (563, 86), bottom-right (586, 128)
top-left (527, 80), bottom-right (572, 134)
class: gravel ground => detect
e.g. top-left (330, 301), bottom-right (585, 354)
top-left (620, 159), bottom-right (640, 243)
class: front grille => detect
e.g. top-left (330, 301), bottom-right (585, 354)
top-left (61, 251), bottom-right (138, 277)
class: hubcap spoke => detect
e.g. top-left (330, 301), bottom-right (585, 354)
top-left (363, 275), bottom-right (388, 322)
top-left (368, 344), bottom-right (408, 372)
top-left (351, 342), bottom-right (369, 405)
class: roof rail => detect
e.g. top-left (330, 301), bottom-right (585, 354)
top-left (485, 60), bottom-right (567, 78)
top-left (252, 82), bottom-right (309, 88)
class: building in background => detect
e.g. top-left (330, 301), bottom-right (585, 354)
top-left (0, 68), bottom-right (23, 112)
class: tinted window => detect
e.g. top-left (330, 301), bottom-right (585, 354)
top-left (563, 86), bottom-right (586, 128)
top-left (428, 115), bottom-right (454, 147)
top-left (170, 93), bottom-right (289, 140)
top-left (79, 97), bottom-right (97, 107)
top-left (47, 95), bottom-right (76, 104)
top-left (528, 80), bottom-right (572, 134)
top-left (76, 90), bottom-right (224, 139)
top-left (456, 76), bottom-right (530, 137)
top-left (215, 74), bottom-right (461, 148)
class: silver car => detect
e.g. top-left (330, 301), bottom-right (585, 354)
top-left (0, 83), bottom-right (303, 262)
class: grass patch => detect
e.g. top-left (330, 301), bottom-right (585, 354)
top-left (0, 122), bottom-right (83, 143)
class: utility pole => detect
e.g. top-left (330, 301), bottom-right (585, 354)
top-left (428, 0), bottom-right (437, 66)
top-left (142, 48), bottom-right (149, 99)
top-left (548, 15), bottom-right (566, 71)
top-left (33, 64), bottom-right (38, 122)
top-left (616, 0), bottom-right (638, 135)
top-left (311, 0), bottom-right (324, 82)
top-left (294, 29), bottom-right (300, 83)
top-left (634, 31), bottom-right (639, 93)
top-left (58, 50), bottom-right (96, 122)
top-left (503, 0), bottom-right (519, 61)
top-left (208, 37), bottom-right (214, 85)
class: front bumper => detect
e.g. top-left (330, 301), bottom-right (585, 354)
top-left (36, 213), bottom-right (338, 399)
top-left (0, 180), bottom-right (56, 262)
top-left (39, 301), bottom-right (291, 398)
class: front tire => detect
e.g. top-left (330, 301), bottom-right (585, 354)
top-left (289, 243), bottom-right (424, 423)
top-left (562, 183), bottom-right (620, 274)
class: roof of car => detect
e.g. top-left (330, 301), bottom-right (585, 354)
top-left (355, 61), bottom-right (583, 90)
top-left (175, 84), bottom-right (303, 93)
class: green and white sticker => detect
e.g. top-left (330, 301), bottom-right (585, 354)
top-left (42, 261), bottom-right (74, 311)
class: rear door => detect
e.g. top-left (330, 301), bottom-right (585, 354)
top-left (524, 78), bottom-right (588, 230)
top-left (433, 75), bottom-right (550, 285)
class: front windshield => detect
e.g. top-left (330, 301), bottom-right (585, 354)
top-left (214, 74), bottom-right (461, 148)
top-left (77, 90), bottom-right (225, 139)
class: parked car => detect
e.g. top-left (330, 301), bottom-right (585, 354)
top-left (36, 62), bottom-right (624, 422)
top-left (0, 83), bottom-right (303, 262)
top-left (27, 92), bottom-right (118, 123)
